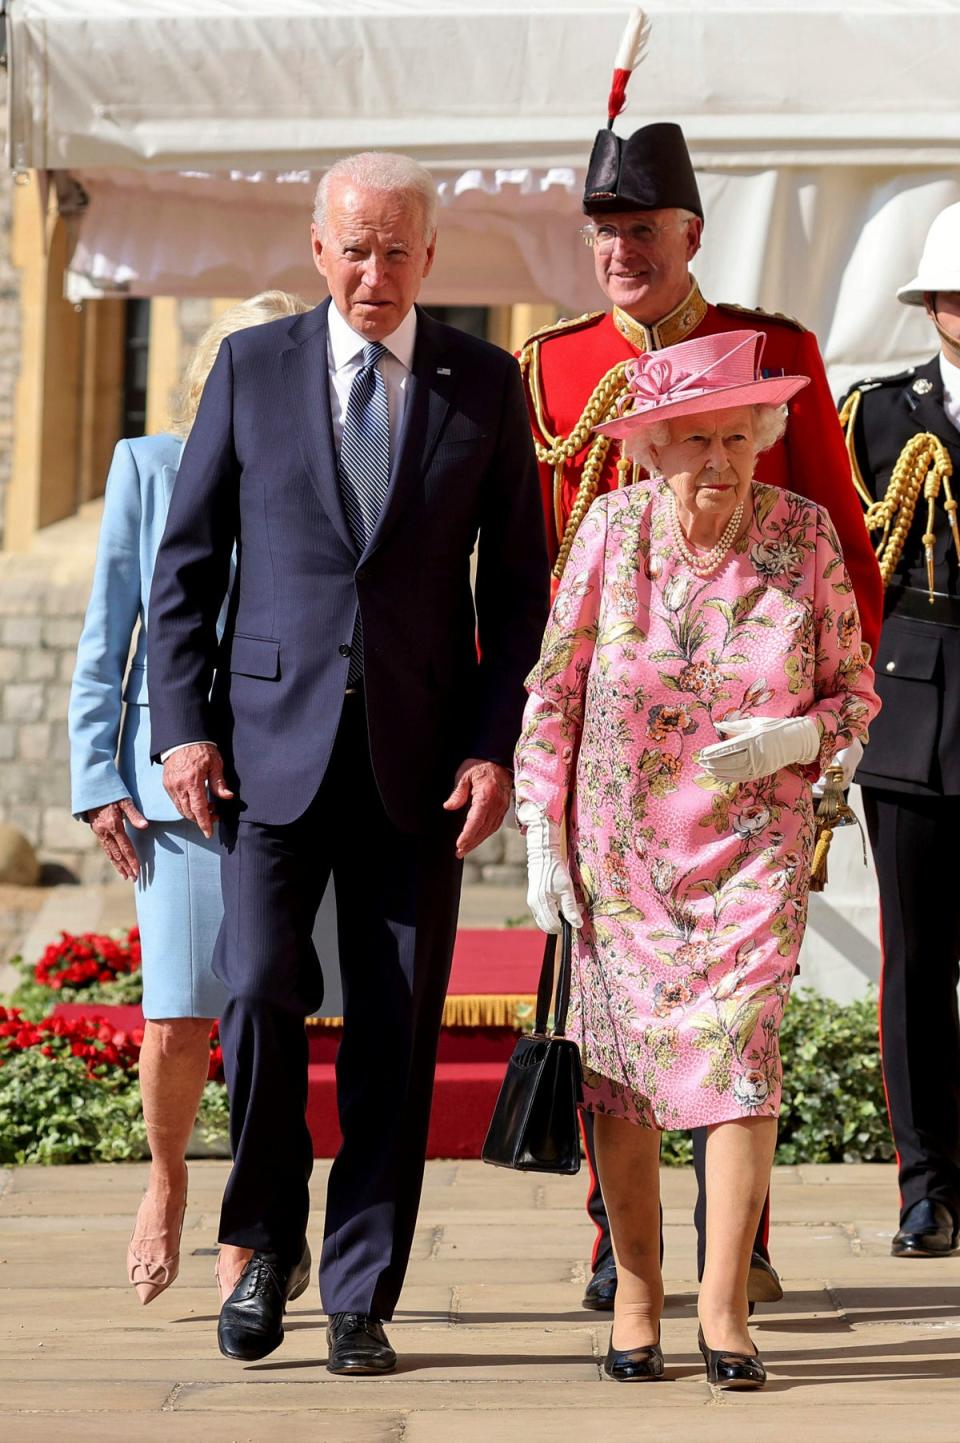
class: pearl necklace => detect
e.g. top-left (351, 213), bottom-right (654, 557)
top-left (668, 492), bottom-right (744, 577)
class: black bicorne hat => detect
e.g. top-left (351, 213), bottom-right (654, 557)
top-left (583, 121), bottom-right (703, 220)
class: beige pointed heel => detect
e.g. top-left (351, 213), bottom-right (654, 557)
top-left (127, 1191), bottom-right (187, 1306)
top-left (127, 1245), bottom-right (181, 1305)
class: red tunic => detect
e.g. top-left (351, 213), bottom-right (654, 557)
top-left (520, 293), bottom-right (882, 656)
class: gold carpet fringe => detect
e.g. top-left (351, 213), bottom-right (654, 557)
top-left (307, 994), bottom-right (537, 1030)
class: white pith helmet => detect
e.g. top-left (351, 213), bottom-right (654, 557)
top-left (898, 202), bottom-right (960, 306)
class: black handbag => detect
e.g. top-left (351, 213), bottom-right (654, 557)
top-left (481, 920), bottom-right (583, 1174)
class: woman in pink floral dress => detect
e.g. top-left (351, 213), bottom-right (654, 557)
top-left (515, 330), bottom-right (880, 1387)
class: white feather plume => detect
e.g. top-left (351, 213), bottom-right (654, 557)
top-left (613, 8), bottom-right (651, 73)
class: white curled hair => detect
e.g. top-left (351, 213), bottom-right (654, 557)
top-left (623, 404), bottom-right (788, 474)
top-left (313, 152), bottom-right (438, 242)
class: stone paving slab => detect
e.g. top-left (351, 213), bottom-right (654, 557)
top-left (2, 1159), bottom-right (959, 1442)
top-left (0, 1413), bottom-right (405, 1443)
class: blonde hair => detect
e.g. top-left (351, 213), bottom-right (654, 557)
top-left (624, 403), bottom-right (788, 474)
top-left (313, 152), bottom-right (438, 242)
top-left (170, 290), bottom-right (310, 437)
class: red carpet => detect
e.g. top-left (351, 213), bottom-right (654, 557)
top-left (53, 928), bottom-right (539, 1158)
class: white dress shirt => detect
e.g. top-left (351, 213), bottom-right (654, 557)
top-left (161, 303), bottom-right (418, 763)
top-left (939, 350), bottom-right (960, 434)
top-left (326, 299), bottom-right (417, 455)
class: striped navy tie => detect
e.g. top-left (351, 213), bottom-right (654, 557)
top-left (338, 341), bottom-right (390, 685)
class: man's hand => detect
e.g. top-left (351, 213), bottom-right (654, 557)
top-left (443, 758), bottom-right (513, 859)
top-left (162, 743), bottom-right (234, 838)
top-left (87, 799), bottom-right (149, 881)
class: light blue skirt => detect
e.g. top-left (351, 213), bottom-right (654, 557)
top-left (130, 819), bottom-right (227, 1020)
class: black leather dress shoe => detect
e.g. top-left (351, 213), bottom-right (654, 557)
top-left (582, 1256), bottom-right (618, 1311)
top-left (747, 1250), bottom-right (784, 1304)
top-left (603, 1332), bottom-right (665, 1382)
top-left (217, 1243), bottom-right (311, 1362)
top-left (892, 1199), bottom-right (960, 1258)
top-left (698, 1327), bottom-right (766, 1390)
top-left (326, 1312), bottom-right (397, 1375)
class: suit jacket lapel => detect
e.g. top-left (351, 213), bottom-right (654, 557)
top-left (906, 356), bottom-right (960, 457)
top-left (281, 300), bottom-right (357, 555)
top-left (363, 307), bottom-right (454, 560)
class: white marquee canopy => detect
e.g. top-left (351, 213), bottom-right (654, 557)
top-left (7, 0), bottom-right (960, 383)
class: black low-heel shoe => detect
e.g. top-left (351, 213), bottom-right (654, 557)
top-left (603, 1333), bottom-right (665, 1382)
top-left (698, 1327), bottom-right (766, 1390)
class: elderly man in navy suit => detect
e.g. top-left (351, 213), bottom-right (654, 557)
top-left (147, 152), bottom-right (549, 1373)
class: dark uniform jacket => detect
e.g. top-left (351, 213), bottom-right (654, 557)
top-left (842, 355), bottom-right (960, 795)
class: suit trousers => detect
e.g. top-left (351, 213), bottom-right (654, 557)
top-left (581, 1111), bottom-right (770, 1278)
top-left (862, 785), bottom-right (960, 1219)
top-left (215, 693), bottom-right (464, 1318)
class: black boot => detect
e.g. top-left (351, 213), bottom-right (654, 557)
top-left (582, 1255), bottom-right (618, 1311)
top-left (892, 1199), bottom-right (959, 1257)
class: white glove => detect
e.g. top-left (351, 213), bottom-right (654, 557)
top-left (812, 738), bottom-right (864, 797)
top-left (698, 715), bottom-right (820, 784)
top-left (515, 798), bottom-right (583, 935)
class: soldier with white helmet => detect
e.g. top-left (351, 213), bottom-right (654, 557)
top-left (840, 201), bottom-right (960, 1258)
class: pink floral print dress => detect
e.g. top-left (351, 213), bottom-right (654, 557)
top-left (515, 481), bottom-right (880, 1130)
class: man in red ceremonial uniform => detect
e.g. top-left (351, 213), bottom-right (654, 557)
top-left (520, 122), bottom-right (882, 657)
top-left (520, 113), bottom-right (882, 1316)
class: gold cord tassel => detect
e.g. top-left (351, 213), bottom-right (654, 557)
top-left (809, 764), bottom-right (868, 893)
top-left (842, 402), bottom-right (953, 597)
top-left (810, 824), bottom-right (834, 892)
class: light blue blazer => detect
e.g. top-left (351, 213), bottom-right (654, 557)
top-left (69, 433), bottom-right (228, 820)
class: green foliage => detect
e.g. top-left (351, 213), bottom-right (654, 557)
top-left (661, 988), bottom-right (892, 1166)
top-left (775, 987), bottom-right (894, 1165)
top-left (0, 1060), bottom-right (232, 1166)
top-left (0, 1050), bottom-right (148, 1165)
top-left (195, 1080), bottom-right (231, 1146)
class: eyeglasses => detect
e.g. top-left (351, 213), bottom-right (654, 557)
top-left (579, 218), bottom-right (692, 254)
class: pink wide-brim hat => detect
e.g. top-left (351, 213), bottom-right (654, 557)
top-left (594, 329), bottom-right (809, 439)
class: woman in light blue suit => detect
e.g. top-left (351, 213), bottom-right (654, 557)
top-left (69, 292), bottom-right (308, 1305)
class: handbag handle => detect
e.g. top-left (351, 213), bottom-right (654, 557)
top-left (534, 919), bottom-right (574, 1038)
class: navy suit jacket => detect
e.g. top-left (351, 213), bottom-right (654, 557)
top-left (147, 300), bottom-right (550, 831)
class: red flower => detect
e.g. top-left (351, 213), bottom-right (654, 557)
top-left (32, 928), bottom-right (142, 994)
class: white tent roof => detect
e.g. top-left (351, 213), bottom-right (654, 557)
top-left (7, 0), bottom-right (960, 172)
top-left (6, 0), bottom-right (960, 383)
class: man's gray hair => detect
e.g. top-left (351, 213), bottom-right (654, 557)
top-left (313, 152), bottom-right (438, 241)
top-left (623, 403), bottom-right (788, 473)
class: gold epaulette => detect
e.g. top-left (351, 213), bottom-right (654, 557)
top-left (517, 310), bottom-right (606, 360)
top-left (715, 301), bottom-right (807, 332)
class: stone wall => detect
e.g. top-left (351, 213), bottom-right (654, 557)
top-left (0, 81), bottom-right (19, 545)
top-left (462, 825), bottom-right (526, 888)
top-left (0, 566), bottom-right (113, 881)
